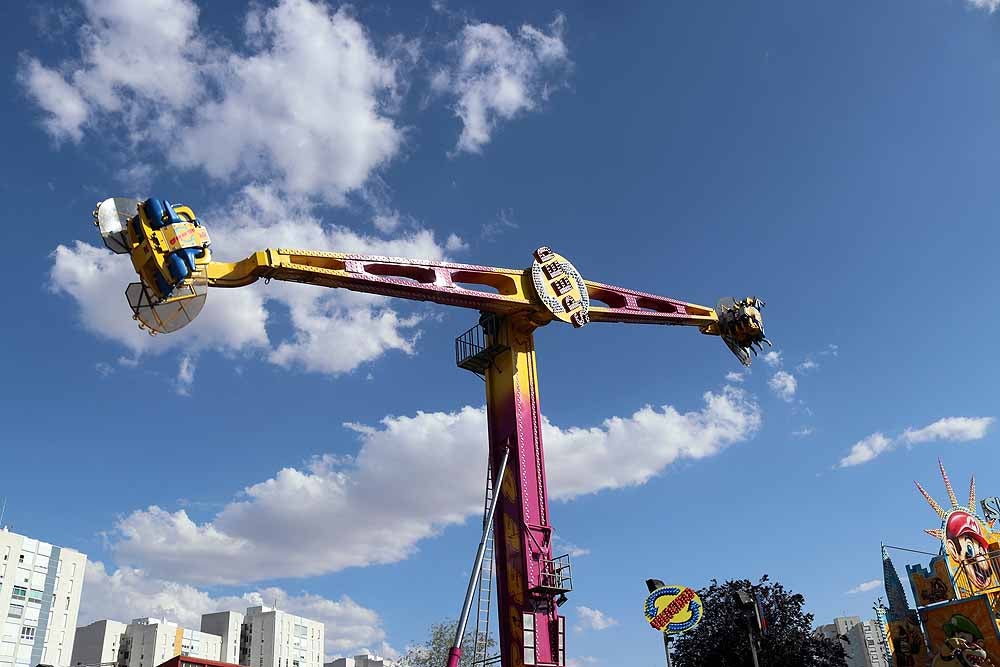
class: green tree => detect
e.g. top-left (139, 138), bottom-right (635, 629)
top-left (670, 575), bottom-right (847, 667)
top-left (398, 620), bottom-right (494, 667)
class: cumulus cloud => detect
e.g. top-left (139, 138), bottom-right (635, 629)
top-left (768, 371), bottom-right (797, 402)
top-left (434, 15), bottom-right (570, 153)
top-left (725, 371), bottom-right (745, 383)
top-left (176, 355), bottom-right (196, 396)
top-left (20, 0), bottom-right (404, 204)
top-left (574, 606), bottom-right (618, 631)
top-left (838, 417), bottom-right (994, 467)
top-left (968, 0), bottom-right (1000, 12)
top-left (49, 239), bottom-right (270, 356)
top-left (172, 0), bottom-right (403, 203)
top-left (846, 579), bottom-right (882, 595)
top-left (81, 562), bottom-right (392, 659)
top-left (762, 350), bottom-right (782, 367)
top-left (49, 186), bottom-right (455, 376)
top-left (796, 359), bottom-right (818, 373)
top-left (838, 433), bottom-right (894, 468)
top-left (553, 537), bottom-right (589, 558)
top-left (17, 57), bottom-right (89, 142)
top-left (901, 417), bottom-right (995, 444)
top-left (111, 387), bottom-right (760, 584)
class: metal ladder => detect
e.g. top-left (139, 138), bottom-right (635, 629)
top-left (471, 462), bottom-right (497, 666)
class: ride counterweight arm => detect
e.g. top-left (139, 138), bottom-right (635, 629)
top-left (205, 247), bottom-right (724, 331)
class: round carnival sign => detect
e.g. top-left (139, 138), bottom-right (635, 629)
top-left (529, 246), bottom-right (590, 328)
top-left (644, 585), bottom-right (703, 635)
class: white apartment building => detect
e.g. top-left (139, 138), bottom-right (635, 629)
top-left (843, 619), bottom-right (889, 667)
top-left (239, 607), bottom-right (323, 667)
top-left (0, 528), bottom-right (87, 667)
top-left (817, 616), bottom-right (889, 667)
top-left (200, 612), bottom-right (243, 665)
top-left (324, 656), bottom-right (384, 667)
top-left (118, 619), bottom-right (221, 667)
top-left (72, 620), bottom-right (127, 666)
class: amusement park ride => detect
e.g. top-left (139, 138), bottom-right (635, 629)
top-left (92, 197), bottom-right (769, 667)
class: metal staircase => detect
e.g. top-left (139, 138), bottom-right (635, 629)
top-left (471, 461), bottom-right (498, 666)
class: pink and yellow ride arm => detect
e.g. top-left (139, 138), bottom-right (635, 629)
top-left (205, 247), bottom-right (723, 332)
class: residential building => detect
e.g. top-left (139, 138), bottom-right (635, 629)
top-left (324, 656), bottom-right (384, 667)
top-left (200, 613), bottom-right (243, 665)
top-left (816, 616), bottom-right (889, 667)
top-left (0, 527), bottom-right (88, 667)
top-left (118, 618), bottom-right (221, 667)
top-left (238, 607), bottom-right (323, 667)
top-left (72, 620), bottom-right (127, 666)
top-left (816, 615), bottom-right (861, 641)
top-left (844, 619), bottom-right (889, 667)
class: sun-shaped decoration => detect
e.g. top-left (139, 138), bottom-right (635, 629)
top-left (916, 459), bottom-right (997, 594)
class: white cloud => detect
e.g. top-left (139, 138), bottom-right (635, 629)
top-left (20, 0), bottom-right (405, 204)
top-left (553, 537), bottom-right (589, 558)
top-left (566, 659), bottom-right (598, 667)
top-left (574, 606), bottom-right (618, 631)
top-left (762, 350), bottom-right (782, 367)
top-left (445, 233), bottom-right (468, 252)
top-left (481, 208), bottom-right (518, 240)
top-left (81, 562), bottom-right (393, 660)
top-left (176, 355), bottom-right (196, 396)
top-left (838, 417), bottom-right (994, 467)
top-left (435, 15), bottom-right (570, 154)
top-left (49, 186), bottom-right (456, 376)
top-left (846, 579), bottom-right (882, 594)
top-left (111, 387), bottom-right (760, 584)
top-left (725, 371), bottom-right (745, 383)
top-left (796, 359), bottom-right (818, 373)
top-left (17, 57), bottom-right (89, 142)
top-left (172, 1), bottom-right (404, 204)
top-left (968, 0), bottom-right (1000, 12)
top-left (901, 417), bottom-right (995, 444)
top-left (21, 0), bottom-right (206, 144)
top-left (838, 432), bottom-right (893, 468)
top-left (768, 371), bottom-right (797, 402)
top-left (49, 239), bottom-right (270, 356)
top-left (792, 427), bottom-right (813, 437)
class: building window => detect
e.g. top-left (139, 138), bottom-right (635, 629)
top-left (11, 587), bottom-right (26, 601)
top-left (27, 590), bottom-right (42, 604)
top-left (19, 628), bottom-right (34, 642)
top-left (7, 605), bottom-right (23, 619)
top-left (17, 556), bottom-right (23, 564)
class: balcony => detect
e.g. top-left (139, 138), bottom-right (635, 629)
top-left (534, 554), bottom-right (573, 595)
top-left (456, 315), bottom-right (508, 377)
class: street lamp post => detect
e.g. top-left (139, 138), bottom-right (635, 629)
top-left (646, 579), bottom-right (673, 667)
top-left (734, 588), bottom-right (762, 667)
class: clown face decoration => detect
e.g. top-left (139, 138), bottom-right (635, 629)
top-left (945, 512), bottom-right (994, 591)
top-left (917, 461), bottom-right (999, 596)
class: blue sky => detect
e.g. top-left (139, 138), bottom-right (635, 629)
top-left (2, 0), bottom-right (1000, 663)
